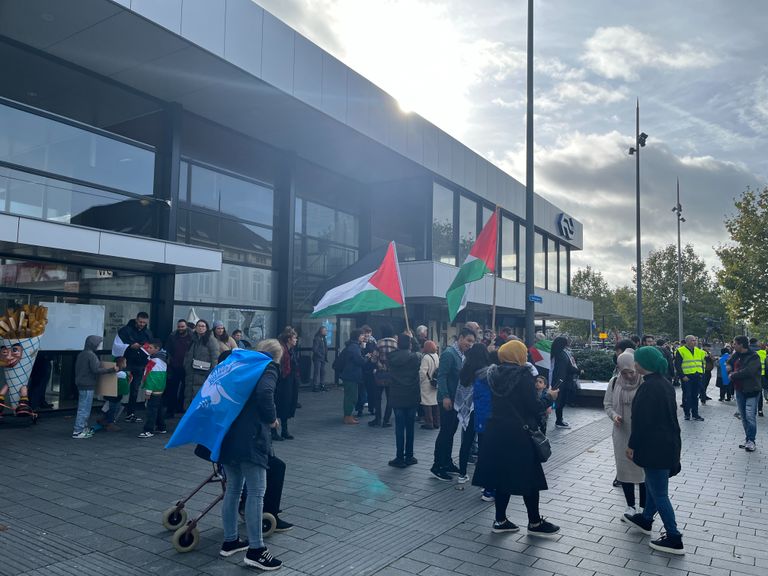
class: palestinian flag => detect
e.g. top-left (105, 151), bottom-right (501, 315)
top-left (529, 339), bottom-right (552, 372)
top-left (312, 242), bottom-right (405, 317)
top-left (446, 210), bottom-right (498, 322)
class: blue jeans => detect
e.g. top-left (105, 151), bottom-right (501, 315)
top-left (222, 462), bottom-right (267, 548)
top-left (642, 467), bottom-right (680, 537)
top-left (681, 374), bottom-right (701, 417)
top-left (736, 390), bottom-right (758, 442)
top-left (74, 390), bottom-right (94, 434)
top-left (393, 407), bottom-right (416, 460)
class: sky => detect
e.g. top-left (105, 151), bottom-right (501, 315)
top-left (255, 0), bottom-right (768, 287)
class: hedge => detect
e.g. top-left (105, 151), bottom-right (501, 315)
top-left (572, 349), bottom-right (615, 382)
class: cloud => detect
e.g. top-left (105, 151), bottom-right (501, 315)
top-left (582, 26), bottom-right (719, 81)
top-left (491, 130), bottom-right (762, 287)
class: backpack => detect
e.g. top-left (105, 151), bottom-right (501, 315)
top-left (332, 348), bottom-right (347, 373)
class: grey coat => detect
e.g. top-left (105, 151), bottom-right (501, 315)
top-left (603, 376), bottom-right (644, 484)
top-left (75, 336), bottom-right (116, 391)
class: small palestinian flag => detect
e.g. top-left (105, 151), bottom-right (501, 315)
top-left (446, 210), bottom-right (498, 322)
top-left (529, 339), bottom-right (552, 372)
top-left (312, 242), bottom-right (405, 317)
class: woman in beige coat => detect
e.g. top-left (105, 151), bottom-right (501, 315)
top-left (213, 320), bottom-right (238, 355)
top-left (604, 350), bottom-right (645, 517)
top-left (418, 340), bottom-right (440, 429)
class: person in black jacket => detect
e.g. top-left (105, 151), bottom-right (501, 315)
top-left (387, 333), bottom-right (422, 468)
top-left (623, 346), bottom-right (684, 555)
top-left (339, 330), bottom-right (366, 424)
top-left (550, 336), bottom-right (581, 428)
top-left (217, 339), bottom-right (283, 571)
top-left (472, 340), bottom-right (560, 536)
top-left (118, 312), bottom-right (153, 422)
top-left (727, 335), bottom-right (762, 452)
top-left (311, 326), bottom-right (328, 392)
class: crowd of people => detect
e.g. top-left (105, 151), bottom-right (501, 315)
top-left (67, 311), bottom-right (768, 568)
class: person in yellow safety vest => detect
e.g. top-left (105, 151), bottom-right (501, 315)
top-left (754, 341), bottom-right (766, 417)
top-left (674, 335), bottom-right (706, 421)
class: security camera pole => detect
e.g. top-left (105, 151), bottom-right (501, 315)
top-left (524, 0), bottom-right (536, 345)
top-left (628, 100), bottom-right (647, 338)
top-left (673, 179), bottom-right (686, 341)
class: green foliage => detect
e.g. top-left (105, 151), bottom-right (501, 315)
top-left (557, 266), bottom-right (613, 338)
top-left (572, 348), bottom-right (615, 381)
top-left (716, 186), bottom-right (768, 326)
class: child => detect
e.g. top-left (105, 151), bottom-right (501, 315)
top-left (138, 340), bottom-right (167, 438)
top-left (73, 336), bottom-right (125, 438)
top-left (535, 375), bottom-right (557, 435)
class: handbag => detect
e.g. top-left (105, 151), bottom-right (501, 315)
top-left (523, 424), bottom-right (552, 463)
top-left (192, 358), bottom-right (211, 371)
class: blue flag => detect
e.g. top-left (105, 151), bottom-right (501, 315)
top-left (165, 348), bottom-right (272, 462)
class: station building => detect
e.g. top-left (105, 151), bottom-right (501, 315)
top-left (0, 0), bottom-right (591, 406)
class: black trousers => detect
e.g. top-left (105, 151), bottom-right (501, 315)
top-left (126, 368), bottom-right (144, 416)
top-left (555, 384), bottom-right (571, 423)
top-left (495, 491), bottom-right (541, 524)
top-left (370, 385), bottom-right (392, 423)
top-left (432, 405), bottom-right (459, 469)
top-left (164, 366), bottom-right (186, 413)
top-left (458, 412), bottom-right (476, 476)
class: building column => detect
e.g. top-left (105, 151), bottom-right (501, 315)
top-left (275, 155), bottom-right (296, 332)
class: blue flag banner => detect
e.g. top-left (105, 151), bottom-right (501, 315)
top-left (165, 348), bottom-right (272, 461)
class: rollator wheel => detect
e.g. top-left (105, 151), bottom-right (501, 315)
top-left (262, 512), bottom-right (277, 537)
top-left (161, 506), bottom-right (188, 531)
top-left (172, 525), bottom-right (200, 553)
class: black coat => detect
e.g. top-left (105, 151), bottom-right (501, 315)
top-left (387, 349), bottom-right (421, 409)
top-left (275, 347), bottom-right (299, 419)
top-left (472, 364), bottom-right (548, 495)
top-left (218, 363), bottom-right (279, 469)
top-left (628, 372), bottom-right (681, 471)
top-left (550, 349), bottom-right (579, 390)
top-left (118, 319), bottom-right (153, 370)
top-left (339, 341), bottom-right (365, 382)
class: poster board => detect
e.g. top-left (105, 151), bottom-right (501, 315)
top-left (39, 302), bottom-right (106, 351)
top-left (96, 362), bottom-right (117, 398)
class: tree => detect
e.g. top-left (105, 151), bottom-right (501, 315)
top-left (642, 243), bottom-right (726, 339)
top-left (611, 286), bottom-right (636, 334)
top-left (716, 186), bottom-right (768, 326)
top-left (557, 266), bottom-right (613, 338)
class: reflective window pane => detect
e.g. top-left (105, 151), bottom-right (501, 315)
top-left (219, 173), bottom-right (273, 226)
top-left (0, 101), bottom-right (154, 195)
top-left (560, 246), bottom-right (568, 294)
top-left (534, 232), bottom-right (545, 288)
top-left (306, 202), bottom-right (335, 240)
top-left (189, 164), bottom-right (218, 210)
top-left (458, 195), bottom-right (477, 263)
top-left (179, 161), bottom-right (189, 202)
top-left (173, 304), bottom-right (275, 344)
top-left (220, 223), bottom-right (272, 267)
top-left (518, 224), bottom-right (526, 284)
top-left (432, 183), bottom-right (455, 265)
top-left (501, 216), bottom-right (517, 281)
top-left (175, 263), bottom-right (276, 307)
top-left (548, 240), bottom-right (559, 291)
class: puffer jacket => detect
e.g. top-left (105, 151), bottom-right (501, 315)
top-left (75, 335), bottom-right (116, 391)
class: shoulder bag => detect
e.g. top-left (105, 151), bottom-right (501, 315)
top-left (509, 395), bottom-right (551, 463)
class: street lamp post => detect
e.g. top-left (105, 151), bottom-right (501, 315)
top-left (672, 179), bottom-right (686, 341)
top-left (628, 100), bottom-right (647, 337)
top-left (524, 0), bottom-right (536, 345)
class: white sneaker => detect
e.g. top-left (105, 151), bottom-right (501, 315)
top-left (137, 431), bottom-right (154, 438)
top-left (72, 430), bottom-right (93, 439)
top-left (457, 475), bottom-right (469, 484)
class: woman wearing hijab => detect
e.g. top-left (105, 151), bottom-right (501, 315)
top-left (604, 350), bottom-right (645, 517)
top-left (624, 346), bottom-right (684, 555)
top-left (472, 340), bottom-right (560, 537)
top-left (550, 335), bottom-right (581, 429)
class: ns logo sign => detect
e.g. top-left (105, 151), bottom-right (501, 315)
top-left (558, 213), bottom-right (575, 240)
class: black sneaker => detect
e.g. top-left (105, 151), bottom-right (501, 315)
top-left (388, 458), bottom-right (407, 468)
top-left (492, 519), bottom-right (520, 533)
top-left (281, 432), bottom-right (294, 440)
top-left (555, 421), bottom-right (570, 429)
top-left (368, 419), bottom-right (381, 427)
top-left (612, 478), bottom-right (621, 487)
top-left (649, 532), bottom-right (684, 555)
top-left (244, 547), bottom-right (282, 570)
top-left (692, 415), bottom-right (704, 422)
top-left (759, 411), bottom-right (764, 417)
top-left (444, 462), bottom-right (461, 475)
top-left (430, 465), bottom-right (452, 481)
top-left (404, 456), bottom-right (418, 466)
top-left (623, 512), bottom-right (652, 535)
top-left (684, 415), bottom-right (690, 421)
top-left (527, 518), bottom-right (560, 537)
top-left (274, 517), bottom-right (293, 532)
top-left (382, 421), bottom-right (392, 428)
top-left (220, 537), bottom-right (249, 557)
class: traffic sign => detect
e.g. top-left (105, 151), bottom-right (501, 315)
top-left (599, 332), bottom-right (608, 340)
top-left (528, 294), bottom-right (543, 303)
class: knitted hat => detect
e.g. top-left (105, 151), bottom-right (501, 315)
top-left (212, 320), bottom-right (225, 329)
top-left (634, 345), bottom-right (667, 374)
top-left (497, 340), bottom-right (528, 366)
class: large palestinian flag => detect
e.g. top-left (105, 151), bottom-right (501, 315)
top-left (446, 210), bottom-right (498, 322)
top-left (529, 339), bottom-right (552, 373)
top-left (312, 242), bottom-right (405, 317)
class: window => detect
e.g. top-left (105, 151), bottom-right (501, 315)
top-left (518, 224), bottom-right (527, 284)
top-left (482, 206), bottom-right (493, 226)
top-left (0, 101), bottom-right (154, 196)
top-left (548, 239), bottom-right (559, 292)
top-left (534, 232), bottom-right (546, 288)
top-left (501, 216), bottom-right (517, 281)
top-left (458, 195), bottom-right (477, 263)
top-left (432, 183), bottom-right (455, 265)
top-left (189, 164), bottom-right (273, 226)
top-left (173, 304), bottom-right (275, 343)
top-left (560, 246), bottom-right (569, 294)
top-left (175, 263), bottom-right (276, 307)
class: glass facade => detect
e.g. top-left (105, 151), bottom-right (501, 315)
top-left (559, 244), bottom-right (569, 294)
top-left (458, 195), bottom-right (477, 263)
top-left (501, 216), bottom-right (517, 281)
top-left (518, 224), bottom-right (527, 284)
top-left (534, 232), bottom-right (546, 288)
top-left (548, 239), bottom-right (559, 292)
top-left (432, 182), bottom-right (455, 266)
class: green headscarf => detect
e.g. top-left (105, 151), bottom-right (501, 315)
top-left (634, 345), bottom-right (668, 374)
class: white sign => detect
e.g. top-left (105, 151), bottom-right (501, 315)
top-left (39, 302), bottom-right (106, 351)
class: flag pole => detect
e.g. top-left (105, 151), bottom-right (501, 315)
top-left (402, 303), bottom-right (411, 335)
top-left (392, 241), bottom-right (411, 334)
top-left (491, 206), bottom-right (500, 335)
